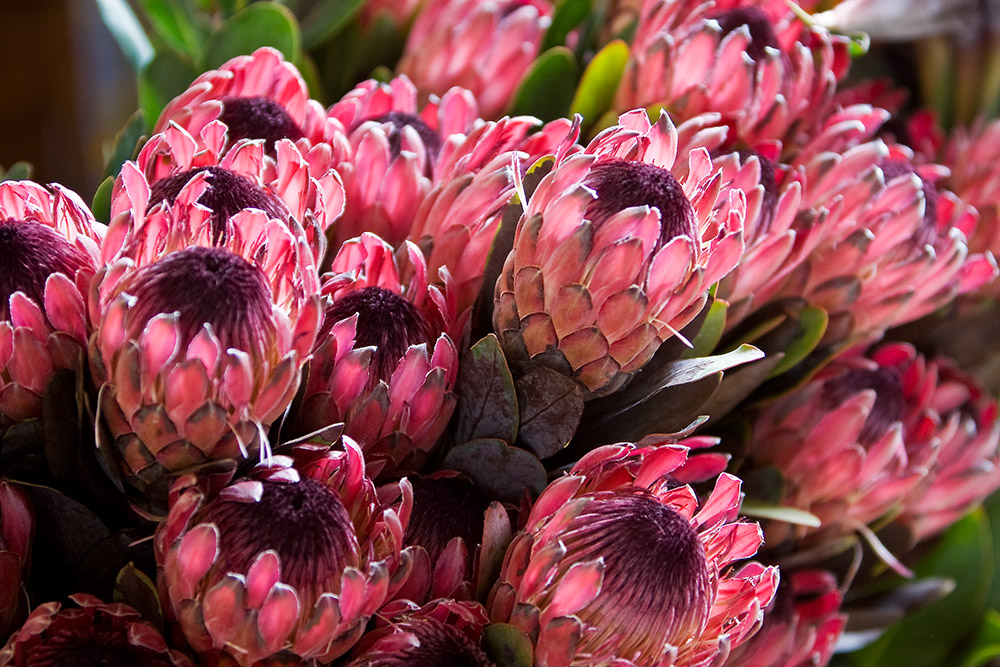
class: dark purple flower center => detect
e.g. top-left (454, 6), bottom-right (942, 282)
top-left (323, 286), bottom-right (435, 381)
top-left (147, 166), bottom-right (290, 243)
top-left (557, 491), bottom-right (711, 652)
top-left (360, 619), bottom-right (495, 667)
top-left (358, 111), bottom-right (442, 173)
top-left (710, 8), bottom-right (781, 62)
top-left (584, 159), bottom-right (698, 249)
top-left (217, 95), bottom-right (304, 151)
top-left (201, 476), bottom-right (360, 592)
top-left (822, 367), bottom-right (906, 446)
top-left (880, 158), bottom-right (939, 248)
top-left (26, 628), bottom-right (174, 667)
top-left (405, 475), bottom-right (491, 567)
top-left (125, 246), bottom-right (275, 360)
top-left (0, 218), bottom-right (91, 319)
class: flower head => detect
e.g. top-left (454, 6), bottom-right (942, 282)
top-left (397, 0), bottom-right (553, 119)
top-left (494, 110), bottom-right (744, 398)
top-left (0, 181), bottom-right (101, 424)
top-left (0, 594), bottom-right (192, 666)
top-left (0, 481), bottom-right (32, 639)
top-left (300, 233), bottom-right (459, 472)
top-left (155, 439), bottom-right (413, 665)
top-left (489, 442), bottom-right (776, 666)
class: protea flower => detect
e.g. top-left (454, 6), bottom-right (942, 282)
top-left (325, 75), bottom-right (539, 265)
top-left (723, 568), bottom-right (846, 667)
top-left (397, 0), bottom-right (553, 119)
top-left (0, 593), bottom-right (192, 666)
top-left (90, 240), bottom-right (321, 499)
top-left (155, 438), bottom-right (413, 665)
top-left (347, 598), bottom-right (491, 666)
top-left (489, 441), bottom-right (777, 666)
top-left (389, 471), bottom-right (512, 604)
top-left (104, 122), bottom-right (344, 265)
top-left (154, 46), bottom-right (327, 154)
top-left (618, 0), bottom-right (853, 150)
top-left (0, 180), bottom-right (102, 425)
top-left (298, 233), bottom-right (458, 473)
top-left (0, 481), bottom-right (32, 639)
top-left (745, 341), bottom-right (1000, 550)
top-left (494, 109), bottom-right (745, 398)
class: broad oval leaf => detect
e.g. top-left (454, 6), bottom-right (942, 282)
top-left (454, 334), bottom-right (519, 445)
top-left (200, 2), bottom-right (301, 71)
top-left (516, 365), bottom-right (584, 459)
top-left (510, 46), bottom-right (579, 121)
top-left (443, 439), bottom-right (547, 503)
top-left (569, 39), bottom-right (628, 131)
top-left (483, 623), bottom-right (534, 667)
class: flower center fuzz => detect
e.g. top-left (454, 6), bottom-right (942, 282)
top-left (202, 477), bottom-right (360, 591)
top-left (880, 158), bottom-right (939, 248)
top-left (218, 95), bottom-right (304, 150)
top-left (556, 491), bottom-right (711, 656)
top-left (147, 166), bottom-right (290, 243)
top-left (405, 476), bottom-right (491, 566)
top-left (365, 619), bottom-right (495, 667)
top-left (323, 286), bottom-right (435, 380)
top-left (362, 111), bottom-right (442, 171)
top-left (0, 218), bottom-right (91, 319)
top-left (125, 246), bottom-right (275, 360)
top-left (584, 160), bottom-right (698, 249)
top-left (822, 367), bottom-right (906, 445)
top-left (711, 8), bottom-right (780, 62)
top-left (27, 628), bottom-right (174, 667)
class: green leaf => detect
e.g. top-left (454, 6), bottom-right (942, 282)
top-left (510, 47), bottom-right (579, 121)
top-left (516, 365), bottom-right (584, 459)
top-left (766, 305), bottom-right (827, 378)
top-left (114, 563), bottom-right (164, 629)
top-left (443, 439), bottom-right (547, 503)
top-left (569, 39), bottom-right (628, 130)
top-left (543, 0), bottom-right (592, 51)
top-left (960, 609), bottom-right (1000, 667)
top-left (96, 0), bottom-right (155, 71)
top-left (684, 299), bottom-right (728, 359)
top-left (0, 162), bottom-right (33, 182)
top-left (740, 500), bottom-right (821, 527)
top-left (92, 177), bottom-right (115, 225)
top-left (200, 2), bottom-right (301, 71)
top-left (138, 0), bottom-right (203, 58)
top-left (483, 623), bottom-right (534, 667)
top-left (454, 334), bottom-right (519, 445)
top-left (102, 109), bottom-right (148, 182)
top-left (138, 50), bottom-right (199, 127)
top-left (300, 0), bottom-right (366, 50)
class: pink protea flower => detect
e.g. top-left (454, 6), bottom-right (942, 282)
top-left (494, 109), bottom-right (745, 398)
top-left (0, 481), bottom-right (32, 639)
top-left (397, 0), bottom-right (553, 119)
top-left (299, 233), bottom-right (459, 473)
top-left (155, 438), bottom-right (413, 665)
top-left (0, 593), bottom-right (193, 666)
top-left (154, 47), bottom-right (327, 154)
top-left (104, 122), bottom-right (344, 265)
top-left (723, 568), bottom-right (846, 667)
top-left (347, 598), bottom-right (491, 666)
top-left (618, 0), bottom-right (853, 150)
top-left (90, 240), bottom-right (321, 498)
top-left (746, 341), bottom-right (1000, 549)
top-left (488, 442), bottom-right (777, 667)
top-left (0, 180), bottom-right (102, 425)
top-left (389, 471), bottom-right (512, 604)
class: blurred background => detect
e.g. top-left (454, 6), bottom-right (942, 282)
top-left (0, 1), bottom-right (135, 197)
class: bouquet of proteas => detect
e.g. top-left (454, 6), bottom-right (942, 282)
top-left (5, 0), bottom-right (1000, 664)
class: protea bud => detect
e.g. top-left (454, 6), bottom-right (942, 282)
top-left (397, 0), bottom-right (553, 119)
top-left (0, 481), bottom-right (32, 639)
top-left (155, 438), bottom-right (414, 665)
top-left (90, 243), bottom-right (320, 500)
top-left (0, 594), bottom-right (192, 666)
top-left (489, 442), bottom-right (777, 666)
top-left (390, 471), bottom-right (512, 603)
top-left (154, 46), bottom-right (327, 153)
top-left (104, 122), bottom-right (344, 266)
top-left (494, 109), bottom-right (745, 399)
top-left (0, 181), bottom-right (101, 426)
top-left (347, 598), bottom-right (491, 666)
top-left (618, 0), bottom-right (853, 150)
top-left (300, 233), bottom-right (459, 473)
top-left (723, 568), bottom-right (846, 667)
